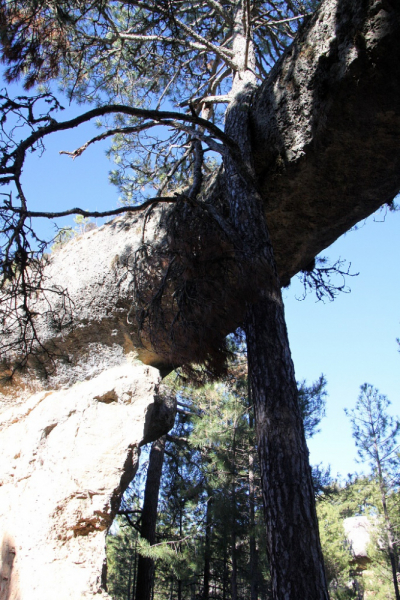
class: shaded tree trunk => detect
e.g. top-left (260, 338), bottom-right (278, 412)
top-left (248, 409), bottom-right (258, 600)
top-left (223, 13), bottom-right (329, 596)
top-left (376, 450), bottom-right (400, 600)
top-left (231, 528), bottom-right (238, 600)
top-left (203, 491), bottom-right (213, 600)
top-left (135, 435), bottom-right (166, 600)
top-left (223, 545), bottom-right (228, 600)
top-left (230, 423), bottom-right (238, 600)
top-left (245, 298), bottom-right (328, 599)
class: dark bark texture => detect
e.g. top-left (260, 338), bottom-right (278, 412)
top-left (224, 75), bottom-right (328, 595)
top-left (246, 299), bottom-right (328, 599)
top-left (135, 436), bottom-right (166, 600)
top-left (248, 414), bottom-right (258, 600)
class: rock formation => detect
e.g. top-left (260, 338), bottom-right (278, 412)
top-left (0, 208), bottom-right (180, 600)
top-left (0, 361), bottom-right (176, 600)
top-left (344, 516), bottom-right (373, 569)
top-left (0, 0), bottom-right (399, 596)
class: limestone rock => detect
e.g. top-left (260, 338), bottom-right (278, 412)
top-left (344, 516), bottom-right (373, 568)
top-left (0, 209), bottom-right (168, 401)
top-left (0, 361), bottom-right (176, 600)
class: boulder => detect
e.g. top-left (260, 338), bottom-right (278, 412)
top-left (0, 361), bottom-right (176, 600)
top-left (344, 516), bottom-right (373, 569)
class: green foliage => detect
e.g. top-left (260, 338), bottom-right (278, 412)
top-left (50, 227), bottom-right (73, 252)
top-left (106, 362), bottom-right (330, 599)
top-left (317, 477), bottom-right (375, 600)
top-left (73, 213), bottom-right (95, 234)
top-left (316, 493), bottom-right (353, 595)
top-left (365, 520), bottom-right (399, 600)
top-left (50, 215), bottom-right (96, 251)
top-left (345, 384), bottom-right (400, 476)
top-left (107, 522), bottom-right (139, 600)
top-left (345, 385), bottom-right (400, 599)
top-left (298, 374), bottom-right (327, 439)
top-left (113, 470), bottom-right (399, 600)
top-left (153, 373), bottom-right (271, 599)
top-left (315, 477), bottom-right (393, 600)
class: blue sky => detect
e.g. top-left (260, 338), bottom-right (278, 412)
top-left (4, 81), bottom-right (399, 479)
top-left (284, 209), bottom-right (400, 479)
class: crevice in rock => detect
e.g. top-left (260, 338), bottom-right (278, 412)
top-left (41, 423), bottom-right (57, 439)
top-left (93, 390), bottom-right (118, 404)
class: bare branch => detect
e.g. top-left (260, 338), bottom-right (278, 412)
top-left (0, 93), bottom-right (235, 176)
top-left (7, 198), bottom-right (179, 221)
top-left (59, 123), bottom-right (156, 159)
top-left (202, 0), bottom-right (234, 25)
top-left (296, 257), bottom-right (359, 302)
top-left (179, 94), bottom-right (231, 108)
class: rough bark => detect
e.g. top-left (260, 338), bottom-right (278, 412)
top-left (202, 492), bottom-right (212, 600)
top-left (248, 412), bottom-right (258, 600)
top-left (225, 107), bottom-right (328, 599)
top-left (246, 300), bottom-right (328, 599)
top-left (135, 436), bottom-right (166, 600)
top-left (221, 6), bottom-right (329, 594)
top-left (222, 547), bottom-right (228, 600)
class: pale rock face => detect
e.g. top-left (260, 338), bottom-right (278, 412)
top-left (0, 207), bottom-right (172, 408)
top-left (0, 361), bottom-right (176, 600)
top-left (344, 516), bottom-right (372, 560)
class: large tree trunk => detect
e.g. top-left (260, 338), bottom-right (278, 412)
top-left (248, 412), bottom-right (258, 600)
top-left (202, 491), bottom-right (212, 600)
top-left (246, 299), bottom-right (328, 598)
top-left (135, 435), bottom-right (166, 600)
top-left (226, 169), bottom-right (329, 596)
top-left (224, 13), bottom-right (328, 593)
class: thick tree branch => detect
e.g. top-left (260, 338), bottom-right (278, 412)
top-left (58, 123), bottom-right (156, 159)
top-left (3, 101), bottom-right (234, 158)
top-left (8, 198), bottom-right (178, 220)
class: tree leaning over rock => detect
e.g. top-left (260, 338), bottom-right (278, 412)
top-left (0, 0), bottom-right (400, 598)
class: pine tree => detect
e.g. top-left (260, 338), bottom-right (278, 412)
top-left (109, 361), bottom-right (329, 599)
top-left (107, 516), bottom-right (140, 600)
top-left (346, 384), bottom-right (400, 600)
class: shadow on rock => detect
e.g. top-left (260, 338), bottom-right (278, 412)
top-left (0, 534), bottom-right (19, 600)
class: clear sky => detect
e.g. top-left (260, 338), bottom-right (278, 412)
top-left (284, 209), bottom-right (400, 479)
top-left (4, 81), bottom-right (399, 480)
